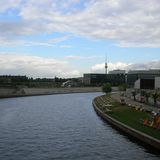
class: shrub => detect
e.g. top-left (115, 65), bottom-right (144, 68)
top-left (102, 83), bottom-right (112, 94)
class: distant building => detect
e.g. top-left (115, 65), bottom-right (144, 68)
top-left (106, 74), bottom-right (126, 86)
top-left (107, 70), bottom-right (126, 86)
top-left (134, 78), bottom-right (155, 90)
top-left (134, 79), bottom-right (140, 89)
top-left (155, 77), bottom-right (160, 90)
top-left (83, 73), bottom-right (106, 86)
top-left (127, 69), bottom-right (160, 87)
top-left (109, 69), bottom-right (125, 75)
top-left (83, 72), bottom-right (125, 86)
top-left (83, 69), bottom-right (160, 88)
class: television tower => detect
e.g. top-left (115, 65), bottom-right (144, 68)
top-left (105, 53), bottom-right (108, 74)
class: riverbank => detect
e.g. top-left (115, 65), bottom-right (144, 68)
top-left (93, 95), bottom-right (160, 150)
top-left (0, 87), bottom-right (101, 98)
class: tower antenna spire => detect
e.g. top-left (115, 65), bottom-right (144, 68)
top-left (105, 53), bottom-right (108, 74)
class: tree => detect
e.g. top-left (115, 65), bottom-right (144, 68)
top-left (118, 83), bottom-right (128, 91)
top-left (132, 91), bottom-right (136, 101)
top-left (102, 83), bottom-right (112, 94)
top-left (152, 91), bottom-right (160, 106)
top-left (144, 91), bottom-right (150, 104)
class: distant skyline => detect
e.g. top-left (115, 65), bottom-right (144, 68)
top-left (0, 0), bottom-right (160, 78)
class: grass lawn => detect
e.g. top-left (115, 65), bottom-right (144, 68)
top-left (94, 95), bottom-right (160, 140)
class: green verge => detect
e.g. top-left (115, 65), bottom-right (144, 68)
top-left (94, 95), bottom-right (160, 140)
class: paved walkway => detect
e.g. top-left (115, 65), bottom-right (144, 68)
top-left (111, 93), bottom-right (160, 113)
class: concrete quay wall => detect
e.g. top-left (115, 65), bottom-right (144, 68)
top-left (0, 87), bottom-right (101, 98)
top-left (92, 98), bottom-right (160, 151)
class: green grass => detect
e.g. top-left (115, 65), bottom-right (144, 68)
top-left (94, 95), bottom-right (160, 140)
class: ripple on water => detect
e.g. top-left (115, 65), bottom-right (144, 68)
top-left (0, 93), bottom-right (159, 160)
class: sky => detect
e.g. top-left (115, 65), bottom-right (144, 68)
top-left (0, 0), bottom-right (160, 78)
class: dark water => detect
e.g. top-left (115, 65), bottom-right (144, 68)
top-left (0, 93), bottom-right (159, 160)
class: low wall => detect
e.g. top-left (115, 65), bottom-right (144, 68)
top-left (92, 98), bottom-right (160, 150)
top-left (0, 87), bottom-right (101, 98)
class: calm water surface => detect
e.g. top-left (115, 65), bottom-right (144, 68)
top-left (0, 93), bottom-right (159, 160)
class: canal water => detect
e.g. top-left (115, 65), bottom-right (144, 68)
top-left (0, 93), bottom-right (159, 160)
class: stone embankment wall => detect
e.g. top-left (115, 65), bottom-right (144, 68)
top-left (0, 87), bottom-right (101, 98)
top-left (92, 97), bottom-right (160, 150)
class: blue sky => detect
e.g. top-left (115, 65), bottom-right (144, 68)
top-left (0, 0), bottom-right (160, 78)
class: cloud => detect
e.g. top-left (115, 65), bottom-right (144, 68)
top-left (0, 53), bottom-right (160, 78)
top-left (0, 53), bottom-right (80, 78)
top-left (1, 0), bottom-right (160, 47)
top-left (0, 36), bottom-right (70, 47)
top-left (127, 60), bottom-right (160, 70)
top-left (65, 55), bottom-right (103, 60)
top-left (49, 36), bottom-right (70, 43)
top-left (91, 62), bottom-right (129, 73)
top-left (0, 38), bottom-right (54, 47)
top-left (0, 0), bottom-right (21, 12)
top-left (59, 45), bottom-right (72, 48)
top-left (91, 63), bottom-right (105, 73)
top-left (91, 60), bottom-right (160, 73)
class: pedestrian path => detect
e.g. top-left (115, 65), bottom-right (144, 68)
top-left (111, 93), bottom-right (160, 113)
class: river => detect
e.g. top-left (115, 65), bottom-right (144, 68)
top-left (0, 93), bottom-right (159, 160)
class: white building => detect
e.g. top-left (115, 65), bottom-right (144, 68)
top-left (134, 77), bottom-right (160, 90)
top-left (134, 79), bottom-right (140, 89)
top-left (127, 69), bottom-right (160, 87)
top-left (155, 77), bottom-right (160, 89)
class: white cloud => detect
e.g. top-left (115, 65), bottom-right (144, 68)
top-left (91, 60), bottom-right (160, 73)
top-left (91, 62), bottom-right (129, 73)
top-left (91, 63), bottom-right (105, 73)
top-left (65, 55), bottom-right (103, 60)
top-left (0, 36), bottom-right (70, 47)
top-left (59, 45), bottom-right (72, 48)
top-left (0, 53), bottom-right (160, 78)
top-left (1, 0), bottom-right (160, 47)
top-left (0, 0), bottom-right (21, 12)
top-left (127, 60), bottom-right (160, 70)
top-left (0, 38), bottom-right (54, 47)
top-left (65, 55), bottom-right (84, 60)
top-left (49, 36), bottom-right (70, 43)
top-left (0, 53), bottom-right (80, 78)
